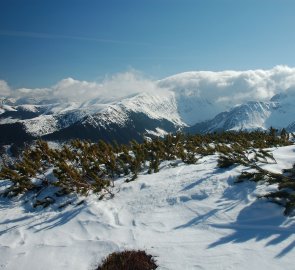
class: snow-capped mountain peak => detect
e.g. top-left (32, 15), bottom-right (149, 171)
top-left (2, 68), bottom-right (295, 144)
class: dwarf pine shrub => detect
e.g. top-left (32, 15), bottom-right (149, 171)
top-left (236, 158), bottom-right (295, 215)
top-left (0, 130), bottom-right (292, 207)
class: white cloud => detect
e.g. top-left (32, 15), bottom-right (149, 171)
top-left (53, 77), bottom-right (100, 101)
top-left (159, 65), bottom-right (295, 108)
top-left (0, 71), bottom-right (167, 103)
top-left (0, 80), bottom-right (11, 96)
top-left (100, 71), bottom-right (167, 97)
top-left (51, 71), bottom-right (168, 102)
top-left (2, 66), bottom-right (295, 109)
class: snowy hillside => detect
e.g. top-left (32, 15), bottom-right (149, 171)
top-left (188, 92), bottom-right (295, 133)
top-left (80, 91), bottom-right (183, 129)
top-left (0, 91), bottom-right (184, 140)
top-left (1, 145), bottom-right (295, 270)
top-left (188, 101), bottom-right (277, 133)
top-left (0, 92), bottom-right (185, 144)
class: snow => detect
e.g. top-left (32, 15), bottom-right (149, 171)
top-left (195, 96), bottom-right (295, 133)
top-left (81, 92), bottom-right (185, 130)
top-left (0, 118), bottom-right (19, 125)
top-left (145, 128), bottom-right (168, 138)
top-left (119, 92), bottom-right (183, 126)
top-left (83, 105), bottom-right (129, 128)
top-left (235, 98), bottom-right (295, 131)
top-left (0, 105), bottom-right (16, 112)
top-left (266, 94), bottom-right (295, 130)
top-left (23, 115), bottom-right (58, 136)
top-left (1, 145), bottom-right (295, 269)
top-left (226, 102), bottom-right (275, 131)
top-left (16, 105), bottom-right (39, 113)
top-left (3, 91), bottom-right (185, 137)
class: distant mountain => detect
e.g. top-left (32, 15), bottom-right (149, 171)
top-left (2, 69), bottom-right (295, 145)
top-left (187, 92), bottom-right (295, 134)
top-left (158, 73), bottom-right (224, 125)
top-left (0, 92), bottom-right (184, 144)
top-left (187, 101), bottom-right (275, 133)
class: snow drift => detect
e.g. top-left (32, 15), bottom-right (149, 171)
top-left (1, 145), bottom-right (295, 269)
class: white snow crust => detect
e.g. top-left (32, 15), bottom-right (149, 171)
top-left (1, 146), bottom-right (295, 269)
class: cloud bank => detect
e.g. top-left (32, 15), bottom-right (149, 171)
top-left (2, 66), bottom-right (295, 108)
top-left (1, 71), bottom-right (167, 104)
top-left (159, 65), bottom-right (295, 107)
top-left (52, 71), bottom-right (165, 102)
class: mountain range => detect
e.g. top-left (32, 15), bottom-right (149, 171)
top-left (1, 68), bottom-right (295, 145)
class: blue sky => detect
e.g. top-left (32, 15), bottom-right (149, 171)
top-left (0, 0), bottom-right (295, 88)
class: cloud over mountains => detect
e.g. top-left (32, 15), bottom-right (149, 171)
top-left (2, 66), bottom-right (295, 107)
top-left (1, 71), bottom-right (167, 104)
top-left (160, 65), bottom-right (295, 108)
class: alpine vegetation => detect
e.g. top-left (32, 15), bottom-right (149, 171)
top-left (0, 129), bottom-right (295, 270)
top-left (0, 130), bottom-right (292, 209)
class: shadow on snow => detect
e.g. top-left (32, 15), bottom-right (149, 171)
top-left (0, 204), bottom-right (85, 235)
top-left (175, 175), bottom-right (295, 258)
top-left (207, 199), bottom-right (295, 258)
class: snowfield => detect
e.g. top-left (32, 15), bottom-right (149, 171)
top-left (1, 146), bottom-right (295, 269)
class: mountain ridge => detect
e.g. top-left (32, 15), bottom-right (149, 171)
top-left (2, 68), bottom-right (295, 144)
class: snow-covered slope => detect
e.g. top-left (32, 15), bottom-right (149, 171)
top-left (80, 92), bottom-right (183, 129)
top-left (119, 92), bottom-right (182, 125)
top-left (41, 93), bottom-right (182, 144)
top-left (267, 92), bottom-right (295, 131)
top-left (188, 101), bottom-right (277, 133)
top-left (0, 91), bottom-right (185, 143)
top-left (1, 145), bottom-right (295, 270)
top-left (188, 92), bottom-right (295, 133)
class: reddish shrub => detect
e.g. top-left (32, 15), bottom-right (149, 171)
top-left (97, 250), bottom-right (158, 270)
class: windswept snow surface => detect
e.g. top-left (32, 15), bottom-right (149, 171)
top-left (1, 146), bottom-right (295, 269)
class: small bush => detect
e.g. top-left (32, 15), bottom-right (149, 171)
top-left (97, 250), bottom-right (158, 270)
top-left (217, 156), bottom-right (236, 168)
